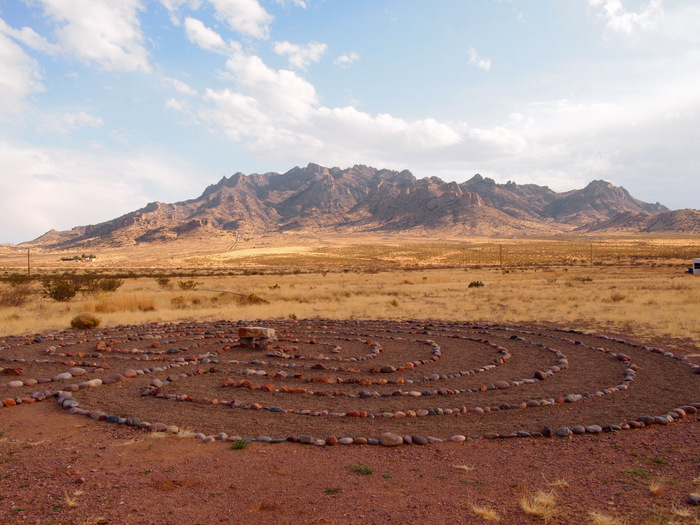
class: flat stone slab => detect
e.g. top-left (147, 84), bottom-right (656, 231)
top-left (237, 327), bottom-right (276, 339)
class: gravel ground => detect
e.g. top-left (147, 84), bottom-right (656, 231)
top-left (1, 319), bottom-right (699, 524)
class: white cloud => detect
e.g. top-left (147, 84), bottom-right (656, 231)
top-left (272, 40), bottom-right (326, 70)
top-left (224, 51), bottom-right (319, 120)
top-left (184, 17), bottom-right (231, 52)
top-left (165, 98), bottom-right (186, 111)
top-left (37, 111), bottom-right (104, 134)
top-left (208, 0), bottom-right (273, 39)
top-left (0, 141), bottom-right (201, 244)
top-left (334, 51), bottom-right (359, 67)
top-left (0, 33), bottom-right (44, 118)
top-left (275, 0), bottom-right (307, 8)
top-left (0, 18), bottom-right (60, 54)
top-left (588, 0), bottom-right (663, 34)
top-left (161, 75), bottom-right (198, 95)
top-left (660, 3), bottom-right (700, 43)
top-left (199, 88), bottom-right (270, 140)
top-left (468, 48), bottom-right (491, 71)
top-left (36, 0), bottom-right (151, 72)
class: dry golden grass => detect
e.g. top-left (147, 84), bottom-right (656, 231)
top-left (520, 490), bottom-right (558, 520)
top-left (63, 489), bottom-right (82, 509)
top-left (1, 236), bottom-right (699, 342)
top-left (470, 503), bottom-right (501, 521)
top-left (588, 512), bottom-right (626, 525)
top-left (649, 479), bottom-right (664, 495)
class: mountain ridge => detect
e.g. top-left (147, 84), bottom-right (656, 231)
top-left (23, 163), bottom-right (696, 249)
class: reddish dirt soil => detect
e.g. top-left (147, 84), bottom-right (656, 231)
top-left (1, 319), bottom-right (699, 524)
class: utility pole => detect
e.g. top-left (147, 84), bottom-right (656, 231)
top-left (27, 248), bottom-right (30, 278)
top-left (499, 244), bottom-right (503, 268)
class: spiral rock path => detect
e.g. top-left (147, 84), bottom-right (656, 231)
top-left (1, 319), bottom-right (698, 446)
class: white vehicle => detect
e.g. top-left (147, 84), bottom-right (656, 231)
top-left (688, 258), bottom-right (700, 275)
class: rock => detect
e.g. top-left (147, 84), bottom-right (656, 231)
top-left (555, 427), bottom-right (572, 438)
top-left (379, 432), bottom-right (403, 446)
top-left (380, 365), bottom-right (396, 373)
top-left (6, 380), bottom-right (23, 388)
top-left (123, 369), bottom-right (138, 378)
top-left (571, 425), bottom-right (586, 435)
top-left (299, 435), bottom-right (314, 444)
top-left (338, 438), bottom-right (354, 445)
top-left (688, 494), bottom-right (700, 506)
top-left (52, 372), bottom-right (72, 381)
top-left (449, 435), bottom-right (466, 442)
top-left (412, 435), bottom-right (428, 445)
top-left (493, 380), bottom-right (510, 389)
top-left (326, 436), bottom-right (338, 446)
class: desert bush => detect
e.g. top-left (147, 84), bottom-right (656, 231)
top-left (468, 281), bottom-right (485, 288)
top-left (238, 293), bottom-right (269, 305)
top-left (609, 291), bottom-right (626, 303)
top-left (42, 278), bottom-right (80, 302)
top-left (82, 276), bottom-right (125, 295)
top-left (70, 313), bottom-right (100, 330)
top-left (155, 277), bottom-right (173, 290)
top-left (171, 296), bottom-right (187, 309)
top-left (177, 280), bottom-right (200, 290)
top-left (0, 282), bottom-right (35, 307)
top-left (96, 277), bottom-right (124, 292)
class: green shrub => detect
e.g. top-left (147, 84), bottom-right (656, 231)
top-left (42, 278), bottom-right (80, 302)
top-left (82, 277), bottom-right (124, 295)
top-left (230, 440), bottom-right (248, 450)
top-left (96, 277), bottom-right (124, 292)
top-left (70, 313), bottom-right (100, 329)
top-left (468, 281), bottom-right (485, 288)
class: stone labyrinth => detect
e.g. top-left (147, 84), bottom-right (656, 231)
top-left (1, 319), bottom-right (698, 446)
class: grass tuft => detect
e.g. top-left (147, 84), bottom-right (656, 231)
top-left (520, 490), bottom-right (557, 520)
top-left (471, 503), bottom-right (500, 521)
top-left (649, 479), bottom-right (664, 495)
top-left (349, 464), bottom-right (374, 475)
top-left (588, 511), bottom-right (626, 525)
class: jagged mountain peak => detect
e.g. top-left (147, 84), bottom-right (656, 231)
top-left (21, 164), bottom-right (689, 249)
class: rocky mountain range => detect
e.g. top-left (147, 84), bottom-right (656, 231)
top-left (25, 163), bottom-right (698, 248)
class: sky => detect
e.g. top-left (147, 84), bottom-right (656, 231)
top-left (1, 0), bottom-right (699, 244)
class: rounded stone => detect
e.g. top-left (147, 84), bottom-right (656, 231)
top-left (555, 427), bottom-right (572, 438)
top-left (379, 432), bottom-right (403, 447)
